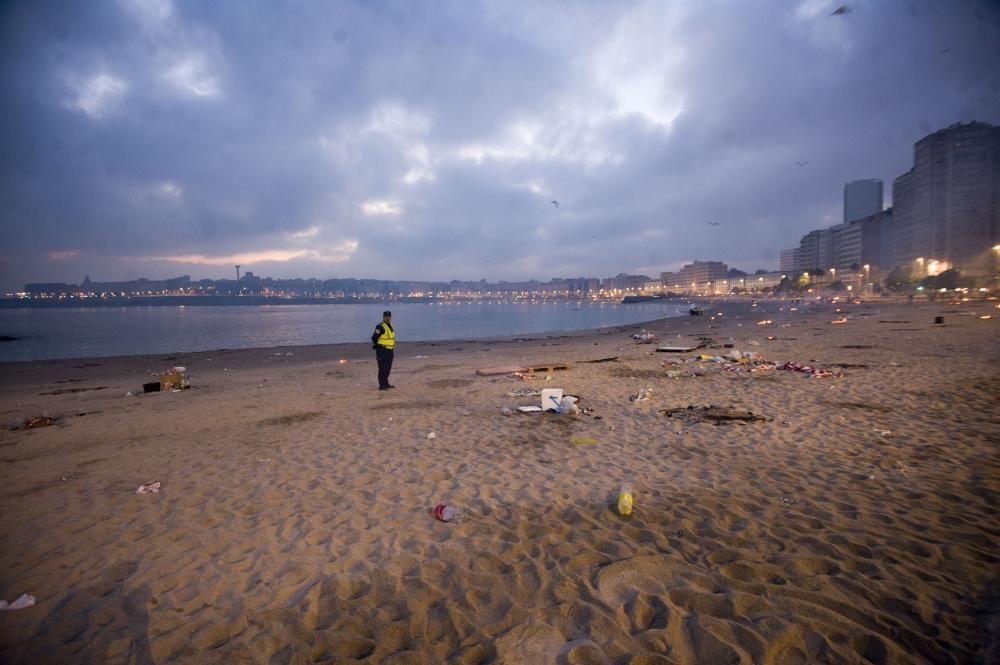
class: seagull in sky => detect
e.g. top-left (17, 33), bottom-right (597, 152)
top-left (708, 221), bottom-right (720, 227)
top-left (551, 200), bottom-right (559, 207)
top-left (795, 161), bottom-right (809, 167)
top-left (831, 5), bottom-right (850, 16)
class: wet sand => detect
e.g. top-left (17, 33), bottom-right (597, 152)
top-left (0, 298), bottom-right (998, 664)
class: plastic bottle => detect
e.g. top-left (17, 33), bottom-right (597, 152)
top-left (433, 504), bottom-right (462, 522)
top-left (617, 485), bottom-right (634, 516)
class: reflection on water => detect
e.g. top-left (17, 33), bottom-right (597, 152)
top-left (0, 301), bottom-right (692, 362)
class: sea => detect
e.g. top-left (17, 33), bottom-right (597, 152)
top-left (0, 300), bottom-right (700, 362)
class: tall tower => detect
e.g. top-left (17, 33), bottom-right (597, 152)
top-left (235, 265), bottom-right (241, 282)
top-left (892, 122), bottom-right (1000, 279)
top-left (844, 179), bottom-right (883, 223)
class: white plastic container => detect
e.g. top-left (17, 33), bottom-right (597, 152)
top-left (540, 388), bottom-right (563, 411)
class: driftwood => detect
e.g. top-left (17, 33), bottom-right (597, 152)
top-left (659, 405), bottom-right (771, 425)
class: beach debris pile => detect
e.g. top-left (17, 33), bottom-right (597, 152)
top-left (631, 331), bottom-right (657, 344)
top-left (668, 348), bottom-right (844, 378)
top-left (629, 389), bottom-right (653, 402)
top-left (135, 480), bottom-right (162, 494)
top-left (659, 405), bottom-right (771, 425)
top-left (20, 415), bottom-right (56, 430)
top-left (0, 593), bottom-right (36, 611)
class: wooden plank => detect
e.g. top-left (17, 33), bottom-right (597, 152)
top-left (521, 363), bottom-right (572, 373)
top-left (578, 356), bottom-right (619, 364)
top-left (655, 346), bottom-right (700, 353)
top-left (475, 366), bottom-right (523, 376)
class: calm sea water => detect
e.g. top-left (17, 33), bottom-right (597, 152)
top-left (0, 301), bottom-right (697, 362)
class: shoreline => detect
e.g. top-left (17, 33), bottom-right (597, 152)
top-left (0, 296), bottom-right (795, 368)
top-left (1, 298), bottom-right (997, 663)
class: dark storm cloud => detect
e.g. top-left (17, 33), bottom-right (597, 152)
top-left (1, 0), bottom-right (998, 290)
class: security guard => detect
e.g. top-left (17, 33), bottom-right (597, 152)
top-left (371, 310), bottom-right (396, 390)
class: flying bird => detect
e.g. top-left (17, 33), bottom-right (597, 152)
top-left (708, 222), bottom-right (720, 227)
top-left (831, 5), bottom-right (850, 16)
top-left (795, 161), bottom-right (809, 167)
top-left (551, 200), bottom-right (559, 207)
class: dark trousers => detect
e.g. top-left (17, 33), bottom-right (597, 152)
top-left (376, 347), bottom-right (394, 388)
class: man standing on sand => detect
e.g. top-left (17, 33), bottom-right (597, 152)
top-left (371, 310), bottom-right (396, 390)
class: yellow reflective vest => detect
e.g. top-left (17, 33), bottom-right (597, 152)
top-left (376, 322), bottom-right (395, 350)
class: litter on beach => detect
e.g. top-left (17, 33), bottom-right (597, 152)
top-left (22, 416), bottom-right (56, 430)
top-left (516, 405), bottom-right (543, 413)
top-left (569, 436), bottom-right (598, 446)
top-left (629, 389), bottom-right (652, 402)
top-left (0, 594), bottom-right (36, 611)
top-left (660, 405), bottom-right (771, 425)
top-left (135, 480), bottom-right (162, 494)
top-left (656, 346), bottom-right (701, 353)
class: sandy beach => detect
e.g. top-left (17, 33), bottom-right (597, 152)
top-left (0, 298), bottom-right (997, 665)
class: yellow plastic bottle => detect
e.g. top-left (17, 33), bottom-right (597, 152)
top-left (617, 485), bottom-right (634, 516)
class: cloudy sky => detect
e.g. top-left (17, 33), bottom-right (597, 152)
top-left (1, 0), bottom-right (998, 291)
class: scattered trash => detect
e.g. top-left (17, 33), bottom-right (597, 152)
top-left (875, 428), bottom-right (894, 438)
top-left (159, 367), bottom-right (188, 391)
top-left (656, 345), bottom-right (701, 353)
top-left (125, 391), bottom-right (134, 397)
top-left (659, 405), bottom-right (771, 425)
top-left (541, 388), bottom-right (563, 411)
top-left (934, 316), bottom-right (944, 324)
top-left (629, 389), bottom-right (652, 402)
top-left (257, 458), bottom-right (271, 462)
top-left (427, 432), bottom-right (437, 440)
top-left (581, 407), bottom-right (596, 416)
top-left (517, 405), bottom-right (543, 413)
top-left (757, 320), bottom-right (773, 326)
top-left (135, 480), bottom-right (162, 494)
top-left (0, 594), bottom-right (36, 611)
top-left (979, 315), bottom-right (992, 320)
top-left (748, 339), bottom-right (761, 346)
top-left (569, 436), bottom-right (598, 446)
top-left (579, 356), bottom-right (619, 363)
top-left (830, 318), bottom-right (848, 324)
top-left (632, 331), bottom-right (657, 344)
top-left (338, 358), bottom-right (349, 364)
top-left (500, 407), bottom-right (513, 416)
top-left (780, 496), bottom-right (796, 505)
top-left (777, 362), bottom-right (842, 378)
top-left (22, 416), bottom-right (56, 429)
top-left (432, 504), bottom-right (463, 522)
top-left (507, 387), bottom-right (541, 398)
top-left (413, 355), bottom-right (428, 359)
top-left (143, 381), bottom-right (160, 393)
top-left (617, 485), bottom-right (634, 516)
top-left (556, 395), bottom-right (580, 415)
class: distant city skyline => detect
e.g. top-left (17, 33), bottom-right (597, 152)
top-left (2, 1), bottom-right (999, 292)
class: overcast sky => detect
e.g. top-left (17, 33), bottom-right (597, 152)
top-left (1, 0), bottom-right (998, 290)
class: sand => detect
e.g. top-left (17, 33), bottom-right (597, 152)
top-left (0, 298), bottom-right (997, 664)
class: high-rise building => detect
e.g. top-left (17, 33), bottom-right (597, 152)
top-left (797, 228), bottom-right (834, 272)
top-left (780, 248), bottom-right (800, 273)
top-left (844, 179), bottom-right (884, 223)
top-left (892, 121), bottom-right (1000, 279)
top-left (832, 209), bottom-right (891, 272)
top-left (670, 261), bottom-right (728, 289)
